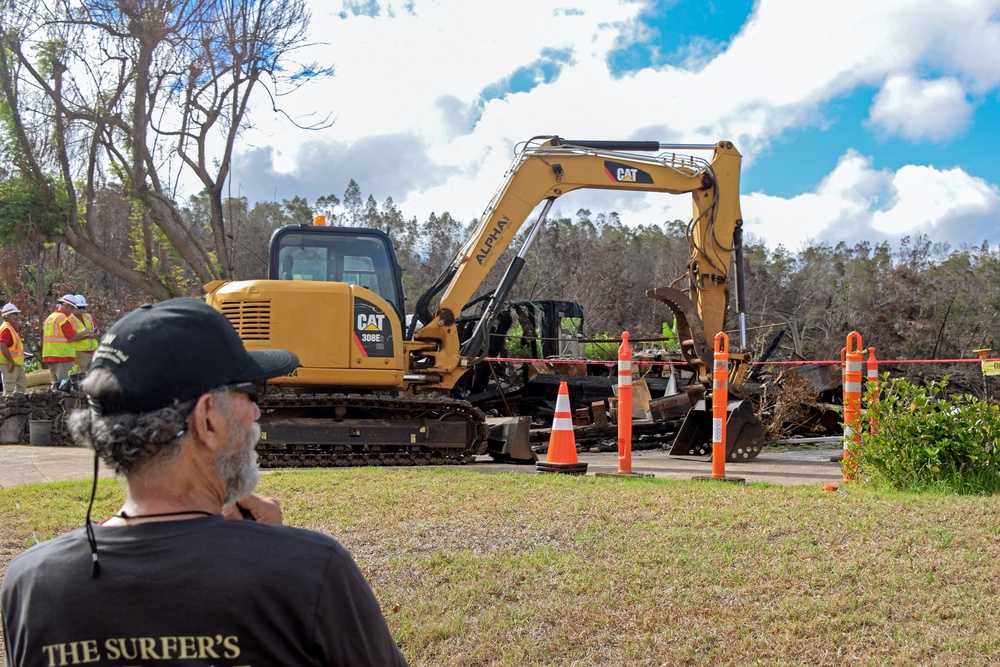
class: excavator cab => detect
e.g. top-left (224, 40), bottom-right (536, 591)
top-left (208, 222), bottom-right (410, 391)
top-left (270, 224), bottom-right (406, 322)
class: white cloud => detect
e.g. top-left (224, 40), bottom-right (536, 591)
top-left (741, 150), bottom-right (1000, 250)
top-left (868, 75), bottom-right (973, 142)
top-left (228, 0), bottom-right (1000, 252)
top-left (873, 164), bottom-right (999, 237)
top-left (290, 0), bottom-right (639, 146)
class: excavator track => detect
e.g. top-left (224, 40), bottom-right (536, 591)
top-left (254, 391), bottom-right (489, 468)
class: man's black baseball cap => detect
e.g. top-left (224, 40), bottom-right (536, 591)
top-left (87, 298), bottom-right (299, 415)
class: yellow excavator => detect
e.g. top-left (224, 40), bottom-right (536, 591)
top-left (204, 136), bottom-right (763, 467)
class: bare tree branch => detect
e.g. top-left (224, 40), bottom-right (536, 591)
top-left (0, 0), bottom-right (329, 296)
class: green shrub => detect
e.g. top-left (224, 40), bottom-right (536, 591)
top-left (501, 322), bottom-right (532, 360)
top-left (583, 333), bottom-right (618, 360)
top-left (854, 376), bottom-right (1000, 494)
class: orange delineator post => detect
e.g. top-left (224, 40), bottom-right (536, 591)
top-left (867, 346), bottom-right (878, 434)
top-left (692, 331), bottom-right (744, 484)
top-left (617, 331), bottom-right (633, 474)
top-left (842, 332), bottom-right (863, 482)
top-left (596, 331), bottom-right (652, 479)
top-left (711, 332), bottom-right (729, 479)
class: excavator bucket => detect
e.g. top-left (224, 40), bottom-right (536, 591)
top-left (484, 416), bottom-right (537, 463)
top-left (668, 398), bottom-right (765, 462)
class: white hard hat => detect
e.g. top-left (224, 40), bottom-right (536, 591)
top-left (58, 294), bottom-right (78, 307)
top-left (2, 303), bottom-right (20, 316)
top-left (74, 294), bottom-right (88, 307)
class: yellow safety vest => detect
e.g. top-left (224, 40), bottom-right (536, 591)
top-left (43, 311), bottom-right (76, 360)
top-left (0, 321), bottom-right (23, 365)
top-left (71, 314), bottom-right (94, 353)
top-left (78, 312), bottom-right (98, 351)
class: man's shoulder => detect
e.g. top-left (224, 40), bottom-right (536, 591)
top-left (209, 521), bottom-right (362, 577)
top-left (4, 521), bottom-right (354, 593)
top-left (104, 517), bottom-right (353, 561)
top-left (3, 527), bottom-right (86, 583)
top-left (222, 520), bottom-right (349, 554)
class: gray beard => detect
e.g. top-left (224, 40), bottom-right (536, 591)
top-left (217, 421), bottom-right (261, 505)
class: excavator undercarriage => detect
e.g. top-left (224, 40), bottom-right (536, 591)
top-left (254, 391), bottom-right (490, 468)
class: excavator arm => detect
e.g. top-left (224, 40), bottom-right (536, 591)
top-left (408, 136), bottom-right (745, 391)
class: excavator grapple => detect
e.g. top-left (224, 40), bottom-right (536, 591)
top-left (647, 285), bottom-right (764, 461)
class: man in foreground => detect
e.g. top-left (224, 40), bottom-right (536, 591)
top-left (1, 298), bottom-right (409, 666)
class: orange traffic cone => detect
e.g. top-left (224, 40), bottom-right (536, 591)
top-left (536, 381), bottom-right (589, 475)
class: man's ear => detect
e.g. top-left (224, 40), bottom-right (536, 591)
top-left (187, 392), bottom-right (228, 453)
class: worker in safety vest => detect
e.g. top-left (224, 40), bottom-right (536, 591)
top-left (72, 294), bottom-right (100, 373)
top-left (0, 303), bottom-right (27, 395)
top-left (43, 294), bottom-right (94, 389)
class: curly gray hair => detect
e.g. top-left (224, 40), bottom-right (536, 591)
top-left (67, 369), bottom-right (195, 476)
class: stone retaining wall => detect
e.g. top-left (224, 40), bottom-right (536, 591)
top-left (0, 390), bottom-right (87, 446)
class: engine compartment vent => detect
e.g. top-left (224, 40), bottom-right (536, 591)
top-left (219, 300), bottom-right (271, 341)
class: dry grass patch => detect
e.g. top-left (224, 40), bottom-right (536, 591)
top-left (2, 469), bottom-right (999, 666)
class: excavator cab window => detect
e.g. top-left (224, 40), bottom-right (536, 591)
top-left (269, 225), bottom-right (406, 319)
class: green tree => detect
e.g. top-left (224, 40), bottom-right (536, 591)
top-left (314, 194), bottom-right (341, 222)
top-left (281, 196), bottom-right (312, 226)
top-left (342, 180), bottom-right (363, 227)
top-left (0, 0), bottom-right (329, 297)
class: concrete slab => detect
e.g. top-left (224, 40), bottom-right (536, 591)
top-left (0, 445), bottom-right (113, 489)
top-left (474, 446), bottom-right (846, 487)
top-left (0, 444), bottom-right (846, 490)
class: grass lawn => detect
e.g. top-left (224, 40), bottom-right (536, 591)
top-left (2, 467), bottom-right (999, 666)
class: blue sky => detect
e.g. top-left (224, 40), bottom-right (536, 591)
top-left (230, 0), bottom-right (1000, 253)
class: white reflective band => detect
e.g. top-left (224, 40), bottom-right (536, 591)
top-left (618, 375), bottom-right (632, 386)
top-left (712, 418), bottom-right (723, 444)
top-left (868, 369), bottom-right (878, 379)
top-left (618, 360), bottom-right (631, 372)
top-left (845, 381), bottom-right (862, 393)
top-left (713, 378), bottom-right (727, 391)
top-left (846, 360), bottom-right (862, 372)
top-left (552, 416), bottom-right (574, 431)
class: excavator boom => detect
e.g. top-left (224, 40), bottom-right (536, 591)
top-left (411, 137), bottom-right (745, 390)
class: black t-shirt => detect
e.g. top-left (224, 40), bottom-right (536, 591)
top-left (1, 516), bottom-right (409, 666)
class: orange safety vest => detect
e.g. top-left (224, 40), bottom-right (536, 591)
top-left (0, 320), bottom-right (23, 365)
top-left (43, 311), bottom-right (76, 360)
